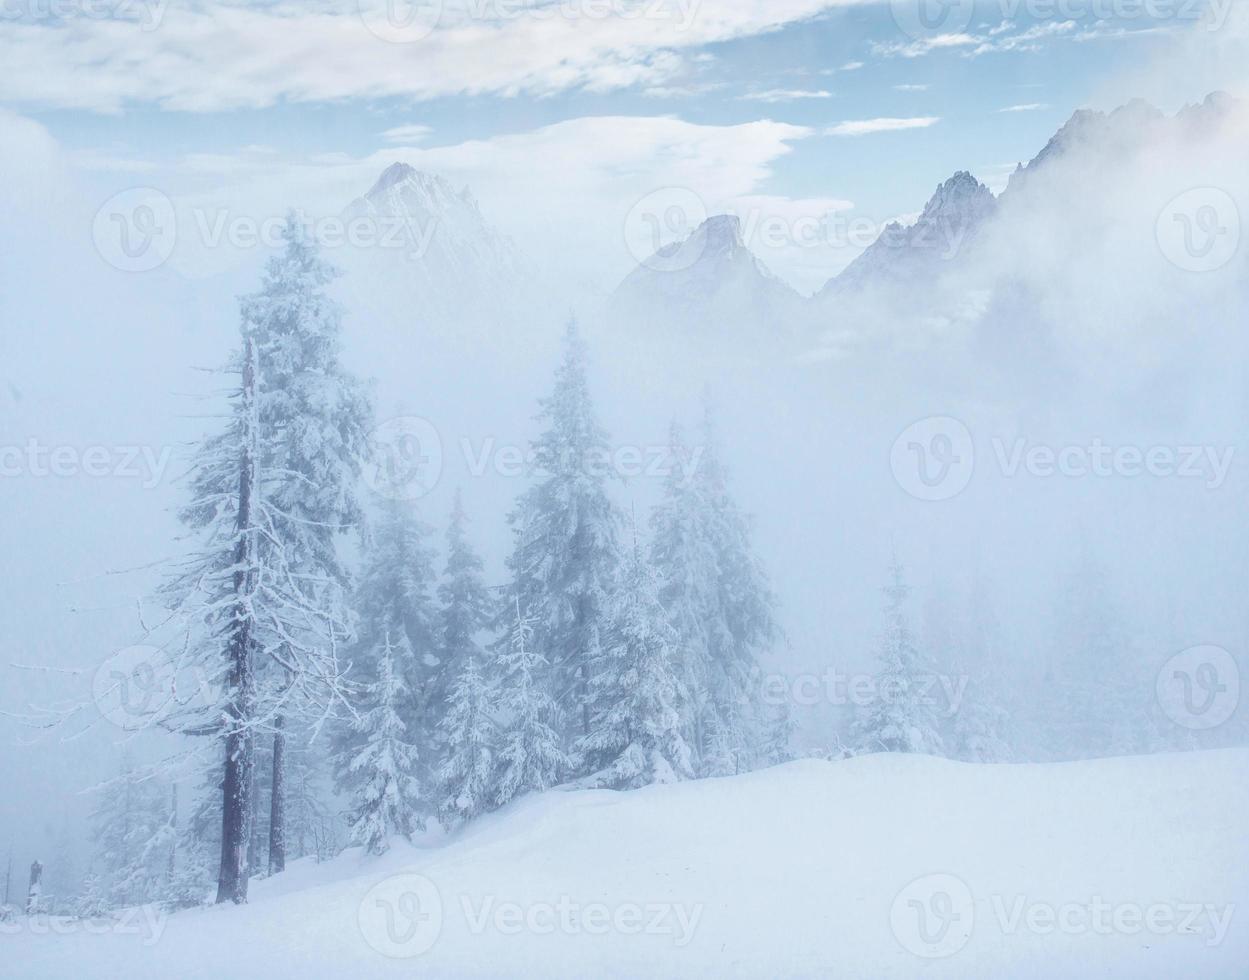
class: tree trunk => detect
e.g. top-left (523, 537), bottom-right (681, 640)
top-left (167, 784), bottom-right (178, 887)
top-left (268, 715), bottom-right (286, 876)
top-left (26, 860), bottom-right (42, 914)
top-left (217, 334), bottom-right (260, 906)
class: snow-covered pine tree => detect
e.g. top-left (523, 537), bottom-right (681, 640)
top-left (492, 599), bottom-right (568, 807)
top-left (431, 490), bottom-right (494, 745)
top-left (575, 536), bottom-right (693, 790)
top-left (433, 491), bottom-right (498, 827)
top-left (283, 739), bottom-right (339, 862)
top-left (947, 571), bottom-right (1014, 763)
top-left (852, 556), bottom-right (945, 756)
top-left (1043, 545), bottom-right (1142, 760)
top-left (758, 702), bottom-right (797, 767)
top-left (155, 218), bottom-right (370, 902)
top-left (436, 653), bottom-right (498, 827)
top-left (501, 321), bottom-right (620, 758)
top-left (88, 761), bottom-right (172, 908)
top-left (349, 496), bottom-right (439, 783)
top-left (649, 412), bottom-right (778, 776)
top-left (72, 872), bottom-right (109, 919)
top-left (339, 633), bottom-right (424, 855)
top-left (241, 216), bottom-right (372, 876)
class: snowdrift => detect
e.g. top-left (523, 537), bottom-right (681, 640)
top-left (6, 749), bottom-right (1247, 979)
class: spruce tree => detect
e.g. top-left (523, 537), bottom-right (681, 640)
top-left (432, 490), bottom-right (494, 750)
top-left (340, 634), bottom-right (423, 855)
top-left (501, 321), bottom-right (620, 756)
top-left (436, 653), bottom-right (498, 827)
top-left (650, 412), bottom-right (778, 776)
top-left (492, 599), bottom-right (569, 807)
top-left (434, 491), bottom-right (498, 827)
top-left (350, 496), bottom-right (439, 780)
top-left (852, 556), bottom-right (945, 756)
top-left (156, 217), bottom-right (371, 901)
top-left (576, 540), bottom-right (693, 789)
top-left (88, 761), bottom-right (172, 908)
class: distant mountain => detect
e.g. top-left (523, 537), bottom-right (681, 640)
top-left (1008, 92), bottom-right (1236, 193)
top-left (611, 214), bottom-right (805, 335)
top-left (817, 171), bottom-right (996, 300)
top-left (342, 162), bottom-right (528, 322)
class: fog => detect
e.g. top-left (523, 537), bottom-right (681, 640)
top-left (1, 12), bottom-right (1246, 947)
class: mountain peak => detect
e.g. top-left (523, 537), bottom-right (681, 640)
top-left (366, 162), bottom-right (455, 201)
top-left (343, 164), bottom-right (527, 321)
top-left (920, 171), bottom-right (994, 223)
top-left (697, 214), bottom-right (746, 253)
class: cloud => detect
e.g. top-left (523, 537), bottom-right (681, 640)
top-left (87, 113), bottom-right (817, 287)
top-left (826, 116), bottom-right (939, 136)
top-left (872, 32), bottom-right (978, 59)
top-left (997, 103), bottom-right (1049, 113)
top-left (380, 124), bottom-right (434, 145)
top-left (840, 60), bottom-right (864, 70)
top-left (741, 89), bottom-right (834, 102)
top-left (0, 0), bottom-right (880, 113)
top-left (893, 83), bottom-right (929, 92)
top-left (871, 18), bottom-right (1085, 60)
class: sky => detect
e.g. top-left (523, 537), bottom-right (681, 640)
top-left (1, 0), bottom-right (1240, 292)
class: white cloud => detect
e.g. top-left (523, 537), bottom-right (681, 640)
top-left (0, 0), bottom-right (880, 113)
top-left (997, 103), bottom-right (1048, 113)
top-left (893, 83), bottom-right (929, 91)
top-left (872, 32), bottom-right (978, 59)
top-left (380, 124), bottom-right (434, 145)
top-left (872, 18), bottom-right (1082, 60)
top-left (741, 89), bottom-right (834, 102)
top-left (88, 114), bottom-right (816, 287)
top-left (826, 116), bottom-right (939, 136)
top-left (840, 60), bottom-right (864, 70)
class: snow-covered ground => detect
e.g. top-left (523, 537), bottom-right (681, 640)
top-left (5, 749), bottom-right (1246, 979)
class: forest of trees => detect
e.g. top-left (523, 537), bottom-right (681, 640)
top-left (26, 218), bottom-right (1186, 921)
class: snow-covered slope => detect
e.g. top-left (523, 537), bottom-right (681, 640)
top-left (611, 214), bottom-right (806, 337)
top-left (8, 749), bottom-right (1246, 979)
